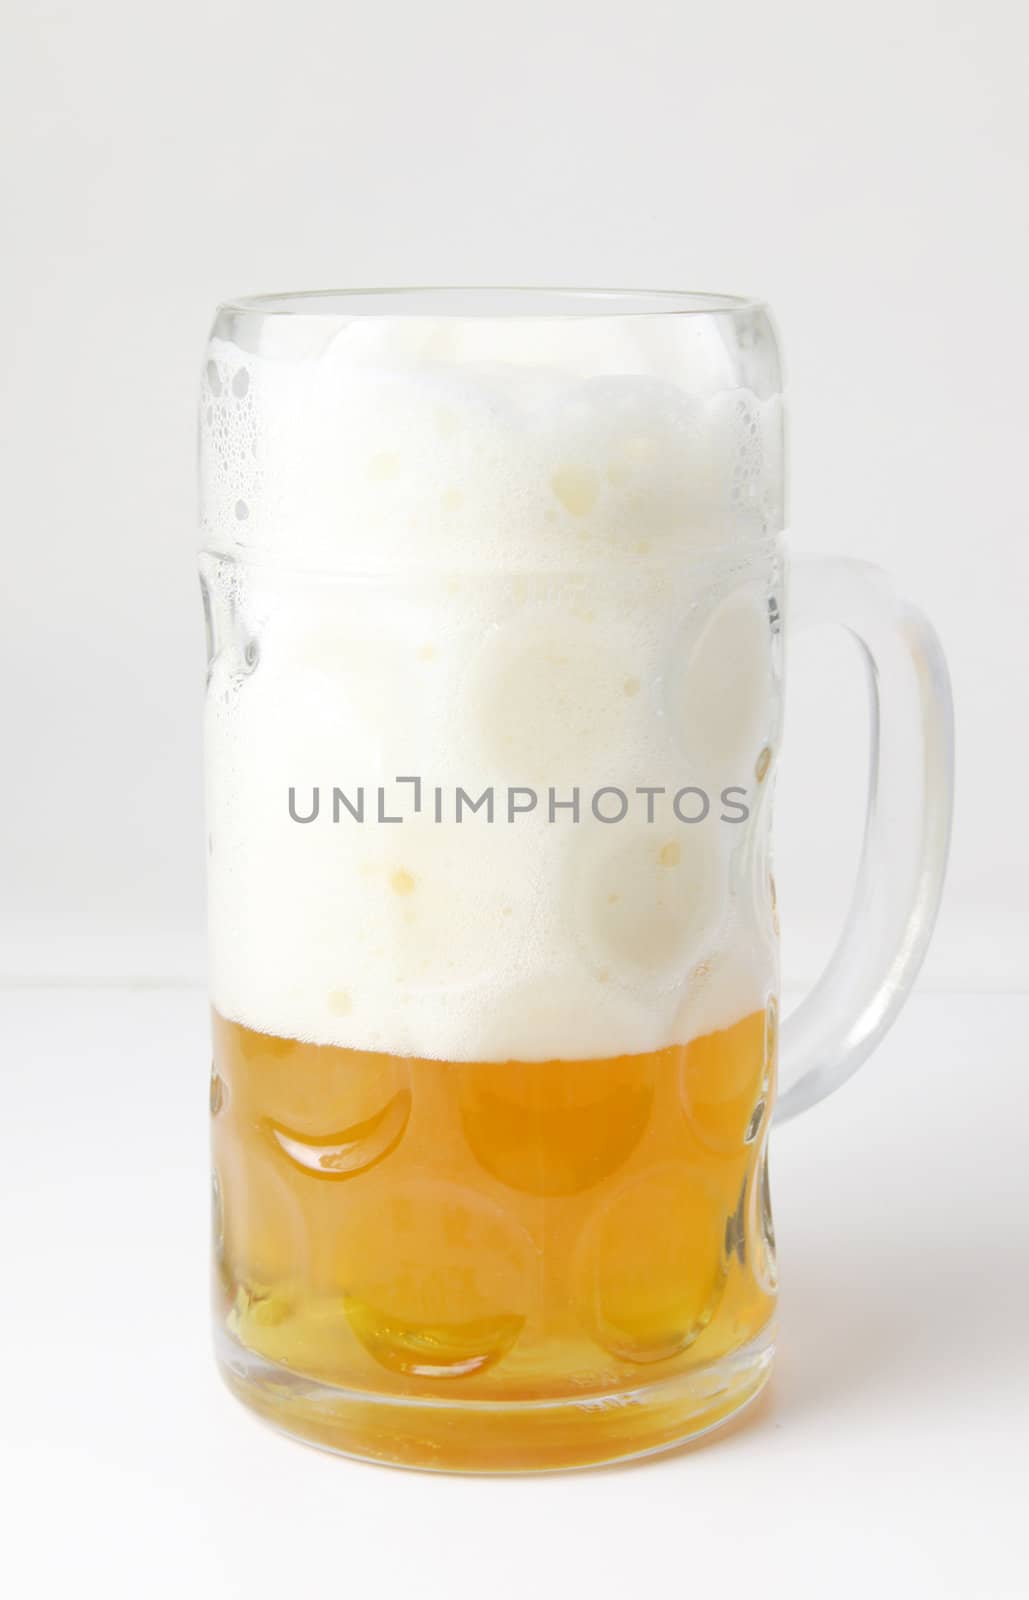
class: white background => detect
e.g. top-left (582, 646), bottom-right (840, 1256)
top-left (2, 3), bottom-right (1027, 1597)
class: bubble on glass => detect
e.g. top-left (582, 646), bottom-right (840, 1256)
top-left (338, 1179), bottom-right (534, 1376)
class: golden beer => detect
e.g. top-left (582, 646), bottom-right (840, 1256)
top-left (212, 1004), bottom-right (777, 1469)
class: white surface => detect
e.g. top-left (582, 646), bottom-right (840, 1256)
top-left (2, 1), bottom-right (1028, 988)
top-left (2, 987), bottom-right (1026, 1599)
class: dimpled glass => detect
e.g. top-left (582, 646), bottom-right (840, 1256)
top-left (200, 289), bottom-right (952, 1470)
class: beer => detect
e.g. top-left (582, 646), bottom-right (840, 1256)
top-left (201, 289), bottom-right (785, 1467)
top-left (212, 1006), bottom-right (777, 1468)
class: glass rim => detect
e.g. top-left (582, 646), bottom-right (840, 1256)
top-left (215, 285), bottom-right (765, 320)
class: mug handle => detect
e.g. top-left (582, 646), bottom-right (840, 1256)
top-left (774, 556), bottom-right (955, 1124)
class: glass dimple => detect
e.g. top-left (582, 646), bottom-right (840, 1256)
top-left (680, 1009), bottom-right (767, 1154)
top-left (211, 1169), bottom-right (224, 1257)
top-left (459, 1055), bottom-right (655, 1197)
top-left (337, 1179), bottom-right (535, 1379)
top-left (577, 1165), bottom-right (729, 1364)
top-left (749, 1137), bottom-right (778, 1297)
top-left (724, 1173), bottom-right (748, 1268)
top-left (264, 1089), bottom-right (411, 1181)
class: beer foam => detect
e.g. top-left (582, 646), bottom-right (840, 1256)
top-left (201, 318), bottom-right (783, 1060)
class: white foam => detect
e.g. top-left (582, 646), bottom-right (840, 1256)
top-left (201, 318), bottom-right (783, 1059)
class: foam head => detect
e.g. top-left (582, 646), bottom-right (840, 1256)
top-left (200, 291), bottom-right (785, 1059)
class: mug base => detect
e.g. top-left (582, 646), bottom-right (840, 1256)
top-left (214, 1321), bottom-right (775, 1473)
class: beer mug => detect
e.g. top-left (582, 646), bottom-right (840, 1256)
top-left (200, 289), bottom-right (953, 1471)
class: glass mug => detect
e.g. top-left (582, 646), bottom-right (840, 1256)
top-left (200, 288), bottom-right (953, 1471)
